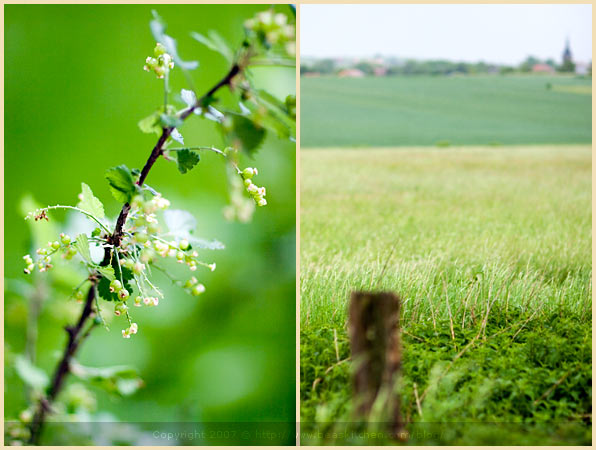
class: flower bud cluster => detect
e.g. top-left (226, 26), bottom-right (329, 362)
top-left (144, 43), bottom-right (175, 79)
top-left (120, 192), bottom-right (214, 311)
top-left (133, 295), bottom-right (159, 307)
top-left (23, 233), bottom-right (77, 274)
top-left (244, 10), bottom-right (295, 53)
top-left (241, 167), bottom-right (267, 207)
top-left (223, 168), bottom-right (255, 222)
top-left (130, 193), bottom-right (170, 235)
top-left (152, 239), bottom-right (205, 272)
top-left (25, 208), bottom-right (49, 221)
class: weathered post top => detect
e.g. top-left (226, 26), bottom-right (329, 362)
top-left (348, 291), bottom-right (404, 438)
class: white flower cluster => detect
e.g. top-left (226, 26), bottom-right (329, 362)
top-left (143, 43), bottom-right (174, 79)
top-left (244, 10), bottom-right (295, 55)
top-left (122, 322), bottom-right (138, 339)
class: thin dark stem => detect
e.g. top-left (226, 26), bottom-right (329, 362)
top-left (28, 62), bottom-right (242, 445)
top-left (28, 283), bottom-right (97, 445)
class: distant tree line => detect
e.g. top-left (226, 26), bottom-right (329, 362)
top-left (301, 56), bottom-right (590, 76)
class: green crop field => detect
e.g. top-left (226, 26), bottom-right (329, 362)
top-left (300, 76), bottom-right (592, 147)
top-left (300, 145), bottom-right (592, 445)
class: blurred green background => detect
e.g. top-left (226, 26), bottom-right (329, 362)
top-left (4, 4), bottom-right (295, 444)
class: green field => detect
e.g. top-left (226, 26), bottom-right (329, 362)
top-left (300, 145), bottom-right (592, 445)
top-left (300, 76), bottom-right (592, 147)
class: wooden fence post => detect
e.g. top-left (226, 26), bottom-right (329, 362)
top-left (348, 291), bottom-right (404, 437)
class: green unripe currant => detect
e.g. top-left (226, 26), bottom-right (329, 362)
top-left (114, 302), bottom-right (128, 316)
top-left (147, 222), bottom-right (160, 234)
top-left (286, 96), bottom-right (296, 120)
top-left (135, 231), bottom-right (148, 243)
top-left (134, 296), bottom-right (143, 306)
top-left (242, 168), bottom-right (255, 178)
top-left (140, 248), bottom-right (155, 264)
top-left (154, 42), bottom-right (167, 56)
top-left (154, 65), bottom-right (166, 79)
top-left (133, 261), bottom-right (144, 275)
top-left (244, 178), bottom-right (252, 187)
top-left (179, 239), bottom-right (189, 250)
top-left (176, 251), bottom-right (185, 261)
top-left (184, 277), bottom-right (198, 289)
top-left (110, 279), bottom-right (122, 293)
top-left (51, 241), bottom-right (60, 250)
top-left (118, 289), bottom-right (130, 300)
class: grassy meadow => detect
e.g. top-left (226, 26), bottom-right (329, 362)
top-left (300, 144), bottom-right (592, 445)
top-left (300, 75), bottom-right (592, 147)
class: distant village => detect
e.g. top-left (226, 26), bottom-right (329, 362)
top-left (301, 40), bottom-right (591, 78)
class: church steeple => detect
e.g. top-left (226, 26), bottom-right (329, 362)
top-left (563, 38), bottom-right (573, 64)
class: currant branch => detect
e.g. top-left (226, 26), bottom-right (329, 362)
top-left (104, 63), bottom-right (241, 259)
top-left (28, 63), bottom-right (244, 445)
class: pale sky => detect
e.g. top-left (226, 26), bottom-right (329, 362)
top-left (300, 4), bottom-right (592, 64)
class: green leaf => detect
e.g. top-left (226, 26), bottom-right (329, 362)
top-left (160, 114), bottom-right (184, 129)
top-left (97, 257), bottom-right (134, 302)
top-left (254, 109), bottom-right (292, 140)
top-left (138, 111), bottom-right (162, 135)
top-left (114, 258), bottom-right (134, 292)
top-left (176, 149), bottom-right (200, 174)
top-left (97, 277), bottom-right (114, 302)
top-left (190, 30), bottom-right (234, 62)
top-left (77, 183), bottom-right (105, 219)
top-left (170, 128), bottom-right (184, 145)
top-left (150, 10), bottom-right (198, 70)
top-left (71, 361), bottom-right (143, 397)
top-left (15, 355), bottom-right (49, 391)
top-left (253, 89), bottom-right (296, 139)
top-left (180, 89), bottom-right (197, 108)
top-left (163, 209), bottom-right (224, 250)
top-left (96, 266), bottom-right (115, 281)
top-left (163, 209), bottom-right (196, 237)
top-left (226, 114), bottom-right (266, 156)
top-left (190, 237), bottom-right (225, 250)
top-left (105, 165), bottom-right (136, 204)
top-left (20, 194), bottom-right (58, 251)
top-left (75, 234), bottom-right (91, 264)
